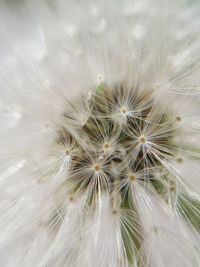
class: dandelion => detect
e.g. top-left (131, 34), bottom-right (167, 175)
top-left (0, 0), bottom-right (200, 266)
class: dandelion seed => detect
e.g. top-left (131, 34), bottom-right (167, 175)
top-left (139, 135), bottom-right (146, 144)
top-left (129, 173), bottom-right (137, 182)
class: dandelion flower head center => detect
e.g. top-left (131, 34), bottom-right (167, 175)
top-left (55, 84), bottom-right (176, 205)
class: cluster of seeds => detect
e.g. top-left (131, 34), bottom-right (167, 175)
top-left (52, 84), bottom-right (177, 211)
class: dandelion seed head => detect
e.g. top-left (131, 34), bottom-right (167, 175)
top-left (93, 164), bottom-right (101, 172)
top-left (139, 135), bottom-right (146, 144)
top-left (1, 0), bottom-right (200, 266)
top-left (128, 173), bottom-right (137, 182)
top-left (120, 107), bottom-right (127, 114)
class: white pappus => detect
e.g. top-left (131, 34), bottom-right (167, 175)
top-left (0, 0), bottom-right (200, 267)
